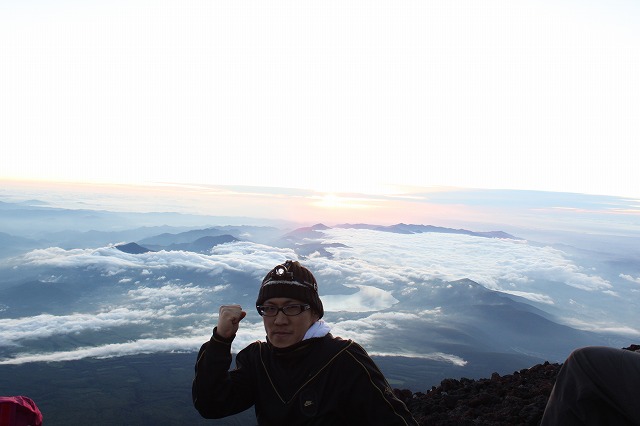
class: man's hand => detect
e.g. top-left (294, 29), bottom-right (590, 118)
top-left (216, 304), bottom-right (247, 339)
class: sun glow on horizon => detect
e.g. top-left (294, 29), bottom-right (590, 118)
top-left (311, 193), bottom-right (374, 210)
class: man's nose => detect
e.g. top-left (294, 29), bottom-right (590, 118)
top-left (273, 311), bottom-right (289, 324)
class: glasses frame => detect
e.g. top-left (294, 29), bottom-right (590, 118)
top-left (256, 303), bottom-right (311, 317)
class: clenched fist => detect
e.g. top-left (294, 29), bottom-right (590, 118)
top-left (216, 304), bottom-right (247, 339)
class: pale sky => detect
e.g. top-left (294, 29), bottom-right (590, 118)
top-left (1, 0), bottom-right (639, 198)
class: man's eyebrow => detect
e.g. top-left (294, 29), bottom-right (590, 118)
top-left (264, 300), bottom-right (298, 306)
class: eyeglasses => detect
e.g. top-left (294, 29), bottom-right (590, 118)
top-left (256, 304), bottom-right (311, 317)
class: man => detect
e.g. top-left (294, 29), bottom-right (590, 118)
top-left (192, 260), bottom-right (418, 425)
top-left (540, 345), bottom-right (640, 425)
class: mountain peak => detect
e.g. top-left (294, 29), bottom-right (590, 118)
top-left (311, 223), bottom-right (330, 230)
top-left (115, 242), bottom-right (153, 254)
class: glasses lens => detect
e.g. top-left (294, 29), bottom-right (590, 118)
top-left (258, 306), bottom-right (277, 316)
top-left (258, 304), bottom-right (309, 316)
top-left (282, 305), bottom-right (303, 315)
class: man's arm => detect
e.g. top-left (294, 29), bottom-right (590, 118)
top-left (192, 305), bottom-right (254, 419)
top-left (192, 328), bottom-right (256, 418)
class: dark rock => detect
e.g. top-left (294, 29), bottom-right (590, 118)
top-left (401, 361), bottom-right (562, 425)
top-left (400, 345), bottom-right (639, 425)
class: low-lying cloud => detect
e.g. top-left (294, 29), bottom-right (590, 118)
top-left (2, 229), bottom-right (636, 365)
top-left (0, 336), bottom-right (207, 365)
top-left (0, 308), bottom-right (153, 346)
top-left (323, 285), bottom-right (398, 312)
top-left (316, 229), bottom-right (613, 293)
top-left (369, 351), bottom-right (467, 367)
top-left (16, 242), bottom-right (299, 281)
top-left (620, 273), bottom-right (640, 285)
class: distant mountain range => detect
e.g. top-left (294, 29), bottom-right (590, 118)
top-left (138, 227), bottom-right (232, 245)
top-left (116, 235), bottom-right (239, 254)
top-left (110, 222), bottom-right (517, 258)
top-left (339, 223), bottom-right (518, 239)
top-left (278, 223), bottom-right (518, 259)
top-left (284, 222), bottom-right (518, 242)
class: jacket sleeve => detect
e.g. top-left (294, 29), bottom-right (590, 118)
top-left (345, 343), bottom-right (419, 426)
top-left (192, 328), bottom-right (256, 419)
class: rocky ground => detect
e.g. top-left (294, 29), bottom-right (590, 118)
top-left (395, 345), bottom-right (639, 426)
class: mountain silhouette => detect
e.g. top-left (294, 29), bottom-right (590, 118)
top-left (164, 235), bottom-right (239, 253)
top-left (138, 227), bottom-right (227, 246)
top-left (367, 223), bottom-right (518, 239)
top-left (115, 242), bottom-right (154, 254)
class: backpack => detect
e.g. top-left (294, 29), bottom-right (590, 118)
top-left (0, 396), bottom-right (43, 426)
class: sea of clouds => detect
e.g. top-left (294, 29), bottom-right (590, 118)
top-left (1, 228), bottom-right (638, 365)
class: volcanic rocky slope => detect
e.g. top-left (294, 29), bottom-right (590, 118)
top-left (396, 345), bottom-right (639, 426)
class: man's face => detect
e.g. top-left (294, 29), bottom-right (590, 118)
top-left (262, 297), bottom-right (318, 348)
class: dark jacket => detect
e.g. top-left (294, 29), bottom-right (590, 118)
top-left (193, 329), bottom-right (418, 425)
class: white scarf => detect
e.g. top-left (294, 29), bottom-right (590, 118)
top-left (303, 319), bottom-right (331, 340)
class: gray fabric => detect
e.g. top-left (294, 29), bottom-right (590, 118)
top-left (541, 346), bottom-right (640, 426)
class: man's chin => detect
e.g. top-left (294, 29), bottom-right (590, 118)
top-left (269, 334), bottom-right (297, 348)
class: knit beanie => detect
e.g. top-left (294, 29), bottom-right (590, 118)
top-left (256, 260), bottom-right (324, 318)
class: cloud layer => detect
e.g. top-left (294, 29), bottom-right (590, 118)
top-left (2, 228), bottom-right (638, 364)
top-left (317, 228), bottom-right (613, 293)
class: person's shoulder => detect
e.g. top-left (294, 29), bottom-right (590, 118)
top-left (339, 339), bottom-right (377, 363)
top-left (323, 338), bottom-right (381, 375)
top-left (303, 334), bottom-right (353, 361)
top-left (337, 337), bottom-right (367, 353)
top-left (321, 335), bottom-right (377, 363)
top-left (321, 333), bottom-right (353, 351)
